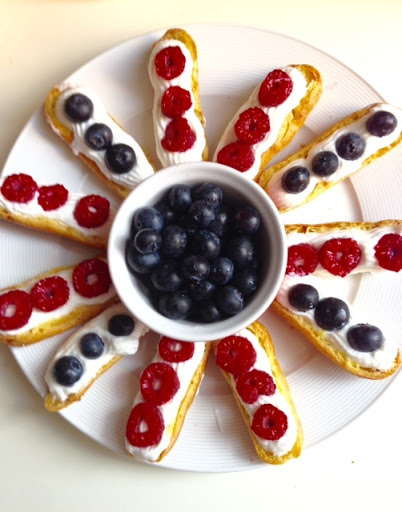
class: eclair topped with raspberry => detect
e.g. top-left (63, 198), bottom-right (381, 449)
top-left (148, 28), bottom-right (208, 168)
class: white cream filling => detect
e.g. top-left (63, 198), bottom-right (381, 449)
top-left (266, 103), bottom-right (402, 209)
top-left (53, 83), bottom-right (154, 189)
top-left (276, 275), bottom-right (399, 370)
top-left (148, 39), bottom-right (207, 167)
top-left (125, 340), bottom-right (208, 462)
top-left (212, 66), bottom-right (307, 180)
top-left (45, 303), bottom-right (148, 403)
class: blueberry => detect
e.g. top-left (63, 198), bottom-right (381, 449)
top-left (105, 143), bottom-right (136, 174)
top-left (366, 111), bottom-right (397, 137)
top-left (234, 206), bottom-right (261, 234)
top-left (217, 285), bottom-right (245, 316)
top-left (224, 235), bottom-right (256, 270)
top-left (189, 230), bottom-right (221, 261)
top-left (80, 332), bottom-right (105, 359)
top-left (193, 183), bottom-right (223, 208)
top-left (208, 206), bottom-right (230, 237)
top-left (132, 207), bottom-right (164, 233)
top-left (155, 199), bottom-right (176, 225)
top-left (187, 200), bottom-right (215, 228)
top-left (198, 300), bottom-right (222, 323)
top-left (335, 133), bottom-right (365, 160)
top-left (232, 267), bottom-right (259, 295)
top-left (169, 185), bottom-right (192, 212)
top-left (126, 241), bottom-right (161, 274)
top-left (134, 229), bottom-right (162, 254)
top-left (311, 151), bottom-right (339, 177)
top-left (181, 254), bottom-right (210, 281)
top-left (64, 93), bottom-right (93, 122)
top-left (53, 356), bottom-right (83, 386)
top-left (151, 260), bottom-right (183, 292)
top-left (347, 324), bottom-right (383, 352)
top-left (288, 284), bottom-right (319, 311)
top-left (314, 297), bottom-right (350, 331)
top-left (209, 256), bottom-right (234, 285)
top-left (187, 279), bottom-right (216, 302)
top-left (108, 314), bottom-right (135, 336)
top-left (85, 123), bottom-right (113, 150)
top-left (158, 291), bottom-right (192, 320)
top-left (161, 224), bottom-right (187, 258)
top-left (281, 166), bottom-right (310, 193)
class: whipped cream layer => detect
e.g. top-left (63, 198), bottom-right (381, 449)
top-left (267, 103), bottom-right (402, 210)
top-left (213, 66), bottom-right (307, 180)
top-left (54, 84), bottom-right (154, 189)
top-left (148, 39), bottom-right (207, 167)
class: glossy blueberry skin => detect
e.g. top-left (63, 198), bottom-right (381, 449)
top-left (217, 285), bottom-right (244, 316)
top-left (189, 229), bottom-right (221, 261)
top-left (234, 206), bottom-right (261, 234)
top-left (347, 323), bottom-right (384, 352)
top-left (314, 297), bottom-right (350, 331)
top-left (209, 256), bottom-right (234, 285)
top-left (151, 260), bottom-right (183, 292)
top-left (80, 332), bottom-right (105, 359)
top-left (335, 133), bottom-right (365, 160)
top-left (168, 185), bottom-right (192, 212)
top-left (311, 151), bottom-right (339, 177)
top-left (155, 200), bottom-right (176, 225)
top-left (105, 143), bottom-right (136, 174)
top-left (198, 300), bottom-right (222, 323)
top-left (134, 229), bottom-right (162, 254)
top-left (53, 356), bottom-right (84, 386)
top-left (132, 207), bottom-right (164, 233)
top-left (366, 111), bottom-right (397, 137)
top-left (288, 284), bottom-right (319, 311)
top-left (158, 291), bottom-right (192, 320)
top-left (208, 206), bottom-right (230, 237)
top-left (187, 200), bottom-right (215, 228)
top-left (224, 235), bottom-right (256, 270)
top-left (192, 183), bottom-right (223, 208)
top-left (126, 241), bottom-right (161, 274)
top-left (181, 254), bottom-right (210, 281)
top-left (187, 279), bottom-right (216, 302)
top-left (281, 166), bottom-right (310, 193)
top-left (161, 224), bottom-right (187, 258)
top-left (64, 93), bottom-right (93, 122)
top-left (85, 123), bottom-right (113, 150)
top-left (232, 267), bottom-right (259, 296)
top-left (108, 314), bottom-right (135, 336)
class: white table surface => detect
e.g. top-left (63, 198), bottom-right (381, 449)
top-left (1, 1), bottom-right (401, 510)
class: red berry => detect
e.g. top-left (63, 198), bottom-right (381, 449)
top-left (1, 173), bottom-right (38, 203)
top-left (319, 238), bottom-right (362, 277)
top-left (374, 233), bottom-right (402, 272)
top-left (216, 141), bottom-right (255, 172)
top-left (74, 194), bottom-right (110, 229)
top-left (38, 184), bottom-right (68, 211)
top-left (140, 362), bottom-right (180, 405)
top-left (286, 243), bottom-right (319, 276)
top-left (161, 86), bottom-right (192, 118)
top-left (126, 402), bottom-right (164, 448)
top-left (216, 335), bottom-right (256, 377)
top-left (258, 69), bottom-right (293, 107)
top-left (234, 107), bottom-right (271, 145)
top-left (154, 46), bottom-right (186, 80)
top-left (251, 404), bottom-right (288, 441)
top-left (72, 258), bottom-right (111, 298)
top-left (158, 336), bottom-right (195, 363)
top-left (236, 369), bottom-right (276, 404)
top-left (30, 276), bottom-right (70, 312)
top-left (161, 118), bottom-right (196, 153)
top-left (0, 289), bottom-right (32, 331)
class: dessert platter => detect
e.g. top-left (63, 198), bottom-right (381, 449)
top-left (1, 24), bottom-right (401, 472)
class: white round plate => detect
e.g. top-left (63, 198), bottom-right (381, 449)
top-left (1, 24), bottom-right (401, 473)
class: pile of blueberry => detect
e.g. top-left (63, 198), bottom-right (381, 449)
top-left (125, 182), bottom-right (263, 322)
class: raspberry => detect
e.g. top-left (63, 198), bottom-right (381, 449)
top-left (158, 336), bottom-right (195, 363)
top-left (73, 194), bottom-right (110, 229)
top-left (286, 243), bottom-right (319, 276)
top-left (154, 46), bottom-right (186, 80)
top-left (251, 404), bottom-right (288, 441)
top-left (216, 335), bottom-right (256, 377)
top-left (319, 238), bottom-right (362, 277)
top-left (161, 118), bottom-right (196, 153)
top-left (38, 184), bottom-right (68, 211)
top-left (1, 174), bottom-right (38, 203)
top-left (126, 402), bottom-right (164, 448)
top-left (236, 369), bottom-right (276, 404)
top-left (30, 276), bottom-right (70, 312)
top-left (140, 362), bottom-right (180, 405)
top-left (216, 141), bottom-right (255, 172)
top-left (374, 233), bottom-right (402, 272)
top-left (0, 290), bottom-right (32, 331)
top-left (234, 107), bottom-right (271, 145)
top-left (258, 69), bottom-right (293, 107)
top-left (72, 258), bottom-right (111, 298)
top-left (161, 86), bottom-right (192, 118)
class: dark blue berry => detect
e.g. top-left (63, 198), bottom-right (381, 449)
top-left (181, 254), bottom-right (210, 281)
top-left (85, 123), bottom-right (113, 150)
top-left (234, 206), bottom-right (261, 234)
top-left (225, 235), bottom-right (256, 270)
top-left (64, 93), bottom-right (93, 122)
top-left (366, 111), bottom-right (397, 137)
top-left (53, 356), bottom-right (83, 386)
top-left (126, 241), bottom-right (161, 274)
top-left (288, 284), bottom-right (319, 311)
top-left (198, 300), bottom-right (221, 322)
top-left (311, 151), bottom-right (339, 177)
top-left (189, 229), bottom-right (220, 261)
top-left (158, 291), bottom-right (192, 320)
top-left (132, 207), bottom-right (164, 233)
top-left (80, 332), bottom-right (105, 359)
top-left (347, 324), bottom-right (383, 352)
top-left (335, 133), bottom-right (365, 160)
top-left (169, 185), bottom-right (192, 212)
top-left (193, 183), bottom-right (223, 208)
top-left (187, 279), bottom-right (216, 302)
top-left (217, 285), bottom-right (244, 316)
top-left (134, 229), bottom-right (162, 254)
top-left (208, 206), bottom-right (230, 237)
top-left (314, 297), bottom-right (350, 331)
top-left (209, 256), bottom-right (234, 285)
top-left (232, 267), bottom-right (258, 296)
top-left (187, 200), bottom-right (215, 228)
top-left (281, 166), bottom-right (310, 193)
top-left (108, 314), bottom-right (135, 336)
top-left (155, 200), bottom-right (176, 225)
top-left (105, 143), bottom-right (136, 174)
top-left (161, 224), bottom-right (187, 258)
top-left (151, 260), bottom-right (183, 292)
